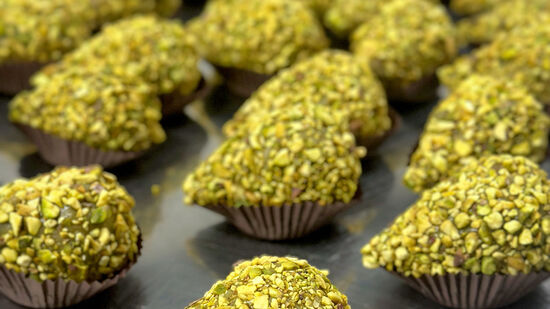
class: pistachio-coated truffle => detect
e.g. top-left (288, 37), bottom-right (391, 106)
top-left (187, 256), bottom-right (351, 309)
top-left (33, 16), bottom-right (201, 96)
top-left (404, 75), bottom-right (550, 192)
top-left (324, 0), bottom-right (439, 38)
top-left (351, 0), bottom-right (457, 90)
top-left (364, 155), bottom-right (550, 277)
top-left (0, 166), bottom-right (140, 282)
top-left (450, 0), bottom-right (500, 16)
top-left (10, 69), bottom-right (166, 152)
top-left (0, 0), bottom-right (93, 63)
top-left (183, 104), bottom-right (365, 208)
top-left (223, 50), bottom-right (391, 144)
top-left (457, 0), bottom-right (550, 46)
top-left (189, 0), bottom-right (328, 75)
top-left (438, 25), bottom-right (550, 105)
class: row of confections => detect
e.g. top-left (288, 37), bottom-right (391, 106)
top-left (2, 155), bottom-right (550, 308)
top-left (1, 0), bottom-right (550, 308)
top-left (0, 0), bottom-right (182, 94)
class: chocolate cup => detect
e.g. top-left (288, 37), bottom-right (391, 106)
top-left (382, 74), bottom-right (439, 104)
top-left (214, 65), bottom-right (272, 97)
top-left (203, 197), bottom-right (359, 241)
top-left (15, 124), bottom-right (144, 168)
top-left (356, 108), bottom-right (402, 152)
top-left (159, 78), bottom-right (211, 116)
top-left (0, 235), bottom-right (142, 308)
top-left (0, 61), bottom-right (46, 95)
top-left (392, 271), bottom-right (550, 309)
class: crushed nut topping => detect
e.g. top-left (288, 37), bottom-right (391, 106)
top-left (10, 68), bottom-right (166, 152)
top-left (187, 256), bottom-right (350, 309)
top-left (183, 104), bottom-right (365, 207)
top-left (364, 155), bottom-right (550, 277)
top-left (351, 0), bottom-right (457, 88)
top-left (324, 0), bottom-right (439, 38)
top-left (0, 0), bottom-right (93, 63)
top-left (223, 50), bottom-right (391, 144)
top-left (33, 15), bottom-right (201, 96)
top-left (188, 0), bottom-right (328, 75)
top-left (450, 0), bottom-right (501, 16)
top-left (404, 75), bottom-right (550, 192)
top-left (0, 166), bottom-right (140, 283)
top-left (457, 0), bottom-right (550, 46)
top-left (0, 0), bottom-right (166, 64)
top-left (438, 25), bottom-right (550, 105)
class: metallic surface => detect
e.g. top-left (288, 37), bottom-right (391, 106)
top-left (0, 4), bottom-right (549, 309)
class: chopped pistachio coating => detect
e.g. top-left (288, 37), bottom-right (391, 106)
top-left (154, 0), bottom-right (181, 17)
top-left (10, 69), bottom-right (166, 152)
top-left (183, 104), bottom-right (366, 207)
top-left (324, 0), bottom-right (439, 38)
top-left (223, 50), bottom-right (391, 143)
top-left (0, 166), bottom-right (140, 283)
top-left (457, 0), bottom-right (550, 46)
top-left (404, 75), bottom-right (550, 192)
top-left (0, 0), bottom-right (93, 63)
top-left (188, 0), bottom-right (329, 75)
top-left (187, 256), bottom-right (351, 309)
top-left (439, 25), bottom-right (550, 105)
top-left (450, 0), bottom-right (502, 16)
top-left (33, 16), bottom-right (200, 96)
top-left (364, 155), bottom-right (550, 277)
top-left (351, 0), bottom-right (457, 87)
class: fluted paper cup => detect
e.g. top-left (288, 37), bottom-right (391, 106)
top-left (214, 65), bottom-right (272, 97)
top-left (393, 271), bottom-right (550, 309)
top-left (203, 193), bottom-right (360, 241)
top-left (15, 124), bottom-right (144, 168)
top-left (0, 236), bottom-right (142, 308)
top-left (160, 78), bottom-right (212, 116)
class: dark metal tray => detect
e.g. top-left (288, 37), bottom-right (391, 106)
top-left (1, 3), bottom-right (549, 309)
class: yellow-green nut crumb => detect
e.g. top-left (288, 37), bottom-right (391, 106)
top-left (324, 0), bottom-right (439, 38)
top-left (350, 0), bottom-right (457, 90)
top-left (10, 69), bottom-right (166, 152)
top-left (404, 75), bottom-right (550, 192)
top-left (363, 155), bottom-right (550, 277)
top-left (223, 50), bottom-right (391, 145)
top-left (457, 0), bottom-right (550, 46)
top-left (33, 16), bottom-right (201, 96)
top-left (183, 104), bottom-right (365, 208)
top-left (438, 25), bottom-right (550, 105)
top-left (187, 256), bottom-right (351, 309)
top-left (0, 0), bottom-right (93, 63)
top-left (450, 0), bottom-right (502, 16)
top-left (0, 166), bottom-right (140, 282)
top-left (188, 0), bottom-right (329, 75)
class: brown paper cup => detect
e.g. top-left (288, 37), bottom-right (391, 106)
top-left (392, 271), bottom-right (550, 309)
top-left (0, 61), bottom-right (46, 95)
top-left (0, 236), bottom-right (142, 308)
top-left (356, 108), bottom-right (402, 151)
top-left (203, 198), bottom-right (358, 241)
top-left (214, 65), bottom-right (272, 97)
top-left (15, 124), bottom-right (144, 168)
top-left (382, 74), bottom-right (438, 104)
top-left (160, 78), bottom-right (211, 116)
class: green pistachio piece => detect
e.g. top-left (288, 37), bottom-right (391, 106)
top-left (187, 256), bottom-right (350, 308)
